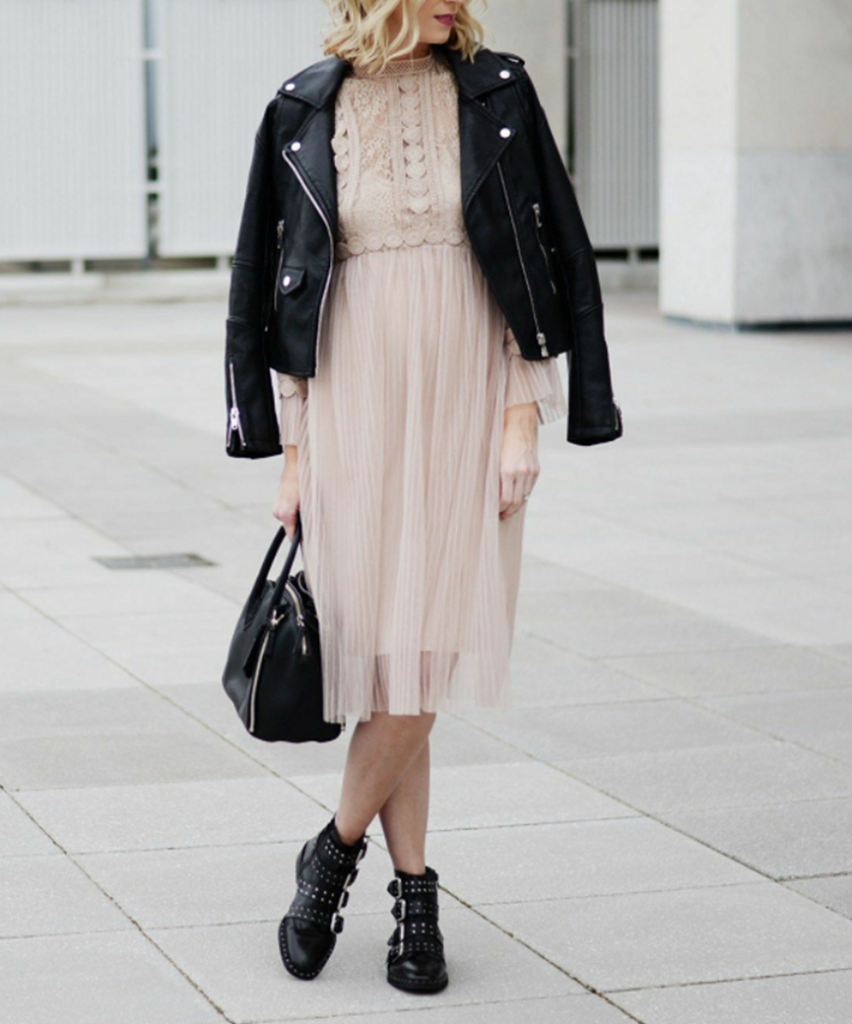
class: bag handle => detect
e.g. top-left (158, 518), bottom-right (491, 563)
top-left (245, 517), bottom-right (303, 625)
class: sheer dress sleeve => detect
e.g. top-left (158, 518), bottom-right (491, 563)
top-left (276, 372), bottom-right (308, 447)
top-left (503, 323), bottom-right (568, 426)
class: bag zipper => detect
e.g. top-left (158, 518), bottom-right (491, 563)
top-left (496, 161), bottom-right (549, 356)
top-left (532, 202), bottom-right (557, 295)
top-left (284, 579), bottom-right (310, 657)
top-left (281, 146), bottom-right (334, 373)
top-left (227, 358), bottom-right (246, 448)
top-left (273, 218), bottom-right (285, 313)
top-left (246, 582), bottom-right (310, 734)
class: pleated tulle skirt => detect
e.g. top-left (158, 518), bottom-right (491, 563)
top-left (291, 242), bottom-right (565, 724)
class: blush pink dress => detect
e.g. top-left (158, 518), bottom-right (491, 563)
top-left (276, 49), bottom-right (566, 725)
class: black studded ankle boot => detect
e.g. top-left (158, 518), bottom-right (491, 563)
top-left (278, 815), bottom-right (368, 980)
top-left (385, 866), bottom-right (448, 993)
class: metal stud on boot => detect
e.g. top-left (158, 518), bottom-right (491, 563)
top-left (385, 866), bottom-right (448, 993)
top-left (278, 816), bottom-right (368, 980)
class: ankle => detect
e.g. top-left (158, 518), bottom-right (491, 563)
top-left (331, 812), bottom-right (365, 848)
top-left (393, 862), bottom-right (427, 877)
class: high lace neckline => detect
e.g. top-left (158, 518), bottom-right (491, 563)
top-left (352, 50), bottom-right (436, 78)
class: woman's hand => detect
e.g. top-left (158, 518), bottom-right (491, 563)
top-left (499, 402), bottom-right (540, 520)
top-left (274, 446), bottom-right (301, 540)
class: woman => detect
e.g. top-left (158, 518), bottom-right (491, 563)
top-left (224, 0), bottom-right (621, 994)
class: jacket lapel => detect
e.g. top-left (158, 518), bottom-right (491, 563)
top-left (278, 45), bottom-right (519, 232)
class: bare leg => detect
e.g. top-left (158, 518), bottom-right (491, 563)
top-left (378, 736), bottom-right (430, 873)
top-left (334, 710), bottom-right (436, 846)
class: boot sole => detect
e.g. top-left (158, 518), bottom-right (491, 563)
top-left (386, 971), bottom-right (449, 993)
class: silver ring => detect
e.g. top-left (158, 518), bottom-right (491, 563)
top-left (522, 493), bottom-right (530, 502)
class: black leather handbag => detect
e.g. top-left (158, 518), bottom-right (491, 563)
top-left (222, 520), bottom-right (341, 743)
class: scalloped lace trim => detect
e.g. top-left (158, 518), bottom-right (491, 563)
top-left (332, 54), bottom-right (468, 262)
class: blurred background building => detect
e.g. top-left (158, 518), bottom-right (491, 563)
top-left (0, 0), bottom-right (849, 326)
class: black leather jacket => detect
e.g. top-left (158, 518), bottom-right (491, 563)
top-left (225, 43), bottom-right (622, 457)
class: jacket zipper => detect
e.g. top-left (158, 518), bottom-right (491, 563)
top-left (496, 161), bottom-right (549, 356)
top-left (273, 218), bottom-right (285, 313)
top-left (532, 203), bottom-right (557, 295)
top-left (281, 147), bottom-right (334, 374)
top-left (227, 358), bottom-right (246, 448)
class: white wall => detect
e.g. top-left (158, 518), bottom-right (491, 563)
top-left (660, 0), bottom-right (852, 325)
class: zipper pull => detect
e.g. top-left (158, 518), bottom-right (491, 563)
top-left (533, 202), bottom-right (542, 228)
top-left (274, 219), bottom-right (285, 313)
top-left (292, 617), bottom-right (310, 657)
top-left (536, 332), bottom-right (549, 356)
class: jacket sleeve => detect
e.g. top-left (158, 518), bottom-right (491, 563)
top-left (224, 99), bottom-right (283, 459)
top-left (524, 75), bottom-right (623, 446)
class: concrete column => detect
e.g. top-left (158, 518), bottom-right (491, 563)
top-left (660, 0), bottom-right (852, 325)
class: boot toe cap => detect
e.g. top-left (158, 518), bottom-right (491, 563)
top-left (388, 952), bottom-right (448, 992)
top-left (279, 918), bottom-right (336, 980)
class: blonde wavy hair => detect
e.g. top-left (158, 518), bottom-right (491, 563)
top-left (322, 0), bottom-right (487, 73)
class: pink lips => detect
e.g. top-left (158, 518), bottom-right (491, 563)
top-left (435, 14), bottom-right (455, 26)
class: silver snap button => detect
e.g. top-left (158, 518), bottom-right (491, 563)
top-left (283, 275), bottom-right (291, 287)
top-left (284, 82), bottom-right (296, 91)
top-left (291, 140), bottom-right (301, 151)
top-left (499, 127), bottom-right (511, 139)
top-left (499, 69), bottom-right (511, 79)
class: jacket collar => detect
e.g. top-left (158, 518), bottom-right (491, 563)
top-left (277, 43), bottom-right (513, 108)
top-left (278, 43), bottom-right (519, 235)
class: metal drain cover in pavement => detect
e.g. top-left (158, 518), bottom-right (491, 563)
top-left (93, 553), bottom-right (216, 570)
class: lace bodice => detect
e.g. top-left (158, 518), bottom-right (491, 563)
top-left (275, 48), bottom-right (567, 434)
top-left (331, 50), bottom-right (468, 261)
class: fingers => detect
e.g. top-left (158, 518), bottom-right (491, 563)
top-left (499, 462), bottom-right (539, 520)
top-left (273, 499), bottom-right (300, 541)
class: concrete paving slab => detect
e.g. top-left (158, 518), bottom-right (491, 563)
top-left (0, 855), bottom-right (132, 938)
top-left (267, 994), bottom-right (634, 1024)
top-left (787, 876), bottom-right (852, 919)
top-left (657, 798), bottom-right (852, 878)
top-left (59, 607), bottom-right (239, 686)
top-left (0, 729), bottom-right (266, 790)
top-left (17, 778), bottom-right (328, 853)
top-left (494, 630), bottom-right (665, 708)
top-left (289, 762), bottom-right (634, 832)
top-left (0, 591), bottom-right (140, 693)
top-left (613, 969), bottom-right (852, 1024)
top-left (148, 908), bottom-right (584, 1022)
top-left (0, 792), bottom-right (58, 856)
top-left (555, 742), bottom-right (852, 811)
top-left (483, 883), bottom-right (852, 991)
top-left (17, 573), bottom-right (237, 619)
top-left (603, 645), bottom-right (852, 698)
top-left (697, 687), bottom-right (852, 747)
top-left (455, 697), bottom-right (767, 763)
top-left (519, 599), bottom-right (773, 658)
top-left (77, 838), bottom-right (463, 929)
top-left (427, 817), bottom-right (760, 905)
top-left (159, 682), bottom-right (532, 776)
top-left (1, 930), bottom-right (221, 1024)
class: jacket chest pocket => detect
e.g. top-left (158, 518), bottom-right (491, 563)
top-left (274, 265), bottom-right (306, 311)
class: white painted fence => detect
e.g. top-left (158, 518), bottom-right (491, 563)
top-left (573, 0), bottom-right (659, 250)
top-left (0, 0), bottom-right (659, 265)
top-left (0, 0), bottom-right (148, 261)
